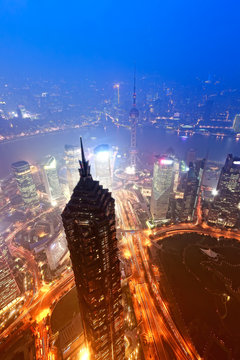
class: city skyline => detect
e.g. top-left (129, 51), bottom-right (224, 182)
top-left (1, 2), bottom-right (240, 359)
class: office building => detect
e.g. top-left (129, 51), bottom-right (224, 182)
top-left (0, 247), bottom-right (20, 310)
top-left (179, 161), bottom-right (204, 222)
top-left (64, 145), bottom-right (81, 193)
top-left (233, 114), bottom-right (240, 133)
top-left (62, 139), bottom-right (124, 360)
top-left (42, 156), bottom-right (62, 205)
top-left (150, 156), bottom-right (175, 221)
top-left (12, 160), bottom-right (39, 209)
top-left (94, 144), bottom-right (112, 191)
top-left (208, 154), bottom-right (240, 227)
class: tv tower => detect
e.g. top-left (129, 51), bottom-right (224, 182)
top-left (129, 68), bottom-right (139, 169)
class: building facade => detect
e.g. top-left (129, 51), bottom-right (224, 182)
top-left (0, 246), bottom-right (20, 310)
top-left (42, 156), bottom-right (62, 205)
top-left (62, 139), bottom-right (124, 360)
top-left (64, 145), bottom-right (81, 193)
top-left (150, 156), bottom-right (175, 221)
top-left (12, 160), bottom-right (39, 209)
top-left (94, 144), bottom-right (112, 191)
top-left (208, 154), bottom-right (240, 227)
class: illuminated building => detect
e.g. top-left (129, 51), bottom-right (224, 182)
top-left (64, 144), bottom-right (81, 193)
top-left (150, 156), bottom-right (175, 221)
top-left (129, 70), bottom-right (139, 170)
top-left (42, 156), bottom-right (62, 205)
top-left (62, 138), bottom-right (124, 360)
top-left (0, 246), bottom-right (20, 310)
top-left (208, 154), bottom-right (240, 227)
top-left (94, 144), bottom-right (112, 191)
top-left (233, 114), bottom-right (240, 133)
top-left (12, 160), bottom-right (39, 209)
top-left (45, 234), bottom-right (68, 271)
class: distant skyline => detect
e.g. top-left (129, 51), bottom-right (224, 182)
top-left (0, 0), bottom-right (239, 84)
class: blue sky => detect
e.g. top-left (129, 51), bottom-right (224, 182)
top-left (0, 0), bottom-right (239, 83)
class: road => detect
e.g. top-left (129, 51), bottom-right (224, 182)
top-left (115, 189), bottom-right (200, 360)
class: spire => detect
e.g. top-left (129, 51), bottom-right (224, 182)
top-left (133, 64), bottom-right (136, 106)
top-left (79, 137), bottom-right (91, 177)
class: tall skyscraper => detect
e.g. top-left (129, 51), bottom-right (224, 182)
top-left (94, 144), bottom-right (112, 191)
top-left (208, 154), bottom-right (240, 227)
top-left (0, 244), bottom-right (20, 310)
top-left (129, 70), bottom-right (139, 170)
top-left (42, 156), bottom-right (62, 205)
top-left (62, 139), bottom-right (124, 360)
top-left (180, 161), bottom-right (204, 222)
top-left (150, 156), bottom-right (175, 221)
top-left (12, 160), bottom-right (39, 209)
top-left (64, 145), bottom-right (81, 193)
top-left (233, 114), bottom-right (240, 133)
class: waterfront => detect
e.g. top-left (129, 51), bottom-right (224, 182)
top-left (0, 125), bottom-right (240, 177)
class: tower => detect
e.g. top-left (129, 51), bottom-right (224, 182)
top-left (94, 144), bottom-right (112, 191)
top-left (64, 144), bottom-right (82, 193)
top-left (150, 156), bottom-right (175, 221)
top-left (42, 156), bottom-right (62, 205)
top-left (12, 160), bottom-right (39, 209)
top-left (61, 138), bottom-right (124, 360)
top-left (233, 114), bottom-right (240, 133)
top-left (129, 69), bottom-right (139, 170)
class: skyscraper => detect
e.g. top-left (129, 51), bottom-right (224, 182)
top-left (233, 114), bottom-right (240, 133)
top-left (12, 160), bottom-right (39, 209)
top-left (94, 144), bottom-right (112, 191)
top-left (208, 154), bottom-right (240, 227)
top-left (129, 70), bottom-right (139, 170)
top-left (61, 139), bottom-right (124, 360)
top-left (64, 144), bottom-right (82, 193)
top-left (180, 161), bottom-right (204, 222)
top-left (42, 156), bottom-right (62, 205)
top-left (150, 156), bottom-right (175, 221)
top-left (0, 243), bottom-right (20, 310)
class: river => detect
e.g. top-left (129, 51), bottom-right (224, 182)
top-left (0, 125), bottom-right (239, 178)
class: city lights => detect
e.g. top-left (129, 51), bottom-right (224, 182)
top-left (212, 189), bottom-right (218, 196)
top-left (160, 159), bottom-right (173, 165)
top-left (79, 347), bottom-right (90, 360)
top-left (95, 150), bottom-right (110, 161)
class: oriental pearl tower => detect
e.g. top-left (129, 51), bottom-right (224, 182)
top-left (129, 69), bottom-right (139, 171)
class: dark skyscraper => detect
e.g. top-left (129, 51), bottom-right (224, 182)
top-left (61, 139), bottom-right (124, 360)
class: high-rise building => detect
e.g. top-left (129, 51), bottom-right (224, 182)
top-left (233, 114), bottom-right (240, 133)
top-left (208, 154), bottom-right (240, 227)
top-left (61, 139), bottom-right (124, 360)
top-left (186, 148), bottom-right (196, 166)
top-left (12, 161), bottom-right (39, 209)
top-left (0, 243), bottom-right (20, 310)
top-left (94, 144), bottom-right (112, 191)
top-left (129, 71), bottom-right (139, 170)
top-left (42, 156), bottom-right (62, 205)
top-left (150, 156), bottom-right (175, 221)
top-left (64, 145), bottom-right (81, 193)
top-left (179, 161), bottom-right (204, 222)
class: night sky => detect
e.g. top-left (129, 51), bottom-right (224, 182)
top-left (0, 0), bottom-right (239, 83)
